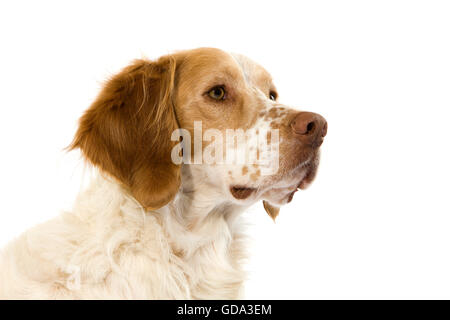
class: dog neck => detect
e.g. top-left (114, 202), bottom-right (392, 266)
top-left (154, 164), bottom-right (249, 257)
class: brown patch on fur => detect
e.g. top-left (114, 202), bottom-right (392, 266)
top-left (250, 169), bottom-right (261, 181)
top-left (242, 166), bottom-right (248, 175)
top-left (265, 107), bottom-right (279, 120)
top-left (266, 130), bottom-right (272, 142)
top-left (69, 56), bottom-right (180, 211)
top-left (270, 120), bottom-right (280, 129)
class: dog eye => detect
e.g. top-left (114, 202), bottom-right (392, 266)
top-left (208, 86), bottom-right (226, 100)
top-left (269, 91), bottom-right (277, 101)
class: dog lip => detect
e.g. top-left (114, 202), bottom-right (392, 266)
top-left (287, 180), bottom-right (305, 202)
top-left (298, 161), bottom-right (317, 190)
top-left (287, 190), bottom-right (297, 203)
top-left (230, 186), bottom-right (256, 200)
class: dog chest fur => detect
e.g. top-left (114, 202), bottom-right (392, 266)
top-left (0, 174), bottom-right (247, 299)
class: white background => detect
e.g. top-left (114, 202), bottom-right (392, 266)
top-left (1, 0), bottom-right (449, 299)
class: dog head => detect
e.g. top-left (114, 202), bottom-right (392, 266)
top-left (70, 48), bottom-right (327, 219)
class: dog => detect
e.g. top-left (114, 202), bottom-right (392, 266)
top-left (0, 48), bottom-right (327, 299)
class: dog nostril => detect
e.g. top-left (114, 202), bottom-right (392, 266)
top-left (306, 122), bottom-right (316, 135)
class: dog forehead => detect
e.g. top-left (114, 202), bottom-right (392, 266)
top-left (176, 48), bottom-right (273, 91)
top-left (230, 53), bottom-right (274, 90)
top-left (177, 48), bottom-right (242, 79)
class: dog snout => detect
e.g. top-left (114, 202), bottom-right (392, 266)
top-left (290, 112), bottom-right (327, 147)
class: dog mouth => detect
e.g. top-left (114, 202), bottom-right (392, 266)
top-left (229, 180), bottom-right (303, 202)
top-left (229, 176), bottom-right (305, 201)
top-left (230, 186), bottom-right (257, 199)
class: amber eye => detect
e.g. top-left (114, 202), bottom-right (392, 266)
top-left (208, 86), bottom-right (226, 100)
top-left (269, 91), bottom-right (277, 101)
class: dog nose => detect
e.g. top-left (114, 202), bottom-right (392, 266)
top-left (291, 112), bottom-right (327, 147)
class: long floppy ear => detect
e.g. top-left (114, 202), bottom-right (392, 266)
top-left (69, 55), bottom-right (180, 210)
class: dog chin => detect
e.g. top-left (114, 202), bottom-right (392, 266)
top-left (261, 157), bottom-right (320, 206)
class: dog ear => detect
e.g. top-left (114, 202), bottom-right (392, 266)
top-left (69, 55), bottom-right (180, 210)
top-left (263, 200), bottom-right (280, 221)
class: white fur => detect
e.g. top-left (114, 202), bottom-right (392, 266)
top-left (0, 169), bottom-right (249, 299)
